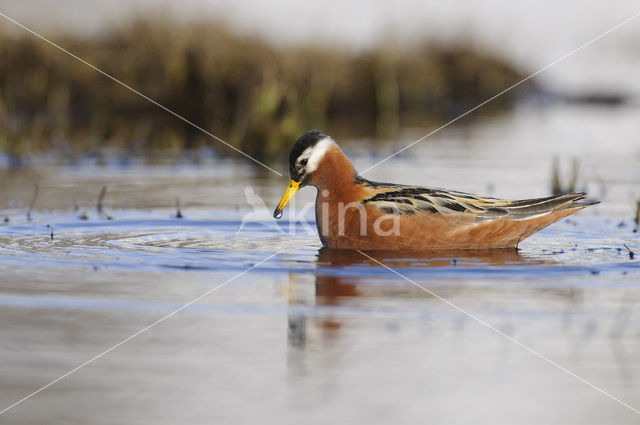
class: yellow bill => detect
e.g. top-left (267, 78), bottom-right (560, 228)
top-left (273, 180), bottom-right (301, 219)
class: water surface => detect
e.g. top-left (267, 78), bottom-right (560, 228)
top-left (1, 104), bottom-right (639, 424)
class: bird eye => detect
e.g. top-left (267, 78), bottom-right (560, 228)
top-left (300, 158), bottom-right (308, 166)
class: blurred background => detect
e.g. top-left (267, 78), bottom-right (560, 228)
top-left (1, 2), bottom-right (640, 425)
top-left (0, 0), bottom-right (637, 162)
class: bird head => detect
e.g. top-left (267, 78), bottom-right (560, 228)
top-left (273, 130), bottom-right (335, 218)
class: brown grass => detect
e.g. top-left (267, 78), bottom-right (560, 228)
top-left (0, 18), bottom-right (527, 164)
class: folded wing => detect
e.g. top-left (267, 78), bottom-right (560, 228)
top-left (362, 185), bottom-right (598, 221)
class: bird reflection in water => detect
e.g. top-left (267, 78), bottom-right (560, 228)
top-left (286, 247), bottom-right (544, 350)
top-left (285, 249), bottom-right (637, 389)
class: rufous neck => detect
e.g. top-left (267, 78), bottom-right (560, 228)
top-left (308, 144), bottom-right (357, 191)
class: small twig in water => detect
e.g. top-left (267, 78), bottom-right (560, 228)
top-left (551, 158), bottom-right (561, 195)
top-left (73, 201), bottom-right (89, 220)
top-left (175, 198), bottom-right (183, 219)
top-left (551, 157), bottom-right (579, 195)
top-left (623, 244), bottom-right (635, 260)
top-left (26, 183), bottom-right (39, 221)
top-left (569, 158), bottom-right (579, 192)
top-left (632, 200), bottom-right (640, 233)
top-left (96, 186), bottom-right (112, 220)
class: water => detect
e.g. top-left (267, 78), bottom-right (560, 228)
top-left (0, 103), bottom-right (640, 424)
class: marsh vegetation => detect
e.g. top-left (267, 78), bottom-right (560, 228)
top-left (0, 19), bottom-right (526, 164)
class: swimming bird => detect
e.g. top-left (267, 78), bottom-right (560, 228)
top-left (273, 130), bottom-right (598, 250)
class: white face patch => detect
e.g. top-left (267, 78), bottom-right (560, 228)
top-left (304, 137), bottom-right (335, 174)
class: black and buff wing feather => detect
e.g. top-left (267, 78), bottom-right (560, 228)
top-left (359, 179), bottom-right (598, 221)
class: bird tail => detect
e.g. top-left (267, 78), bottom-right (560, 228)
top-left (507, 192), bottom-right (599, 220)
